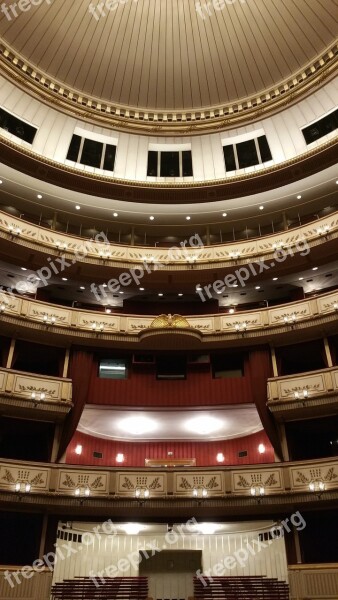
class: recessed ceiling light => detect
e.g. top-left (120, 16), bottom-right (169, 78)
top-left (139, 287), bottom-right (145, 291)
top-left (113, 212), bottom-right (118, 217)
top-left (185, 415), bottom-right (223, 435)
top-left (75, 205), bottom-right (81, 210)
top-left (299, 277), bottom-right (304, 281)
top-left (80, 286), bottom-right (85, 290)
top-left (119, 291), bottom-right (124, 294)
top-left (312, 267), bottom-right (318, 271)
top-left (178, 293), bottom-right (183, 296)
top-left (62, 277), bottom-right (68, 281)
top-left (198, 523), bottom-right (218, 535)
top-left (119, 416), bottom-right (157, 435)
top-left (102, 284), bottom-right (108, 288)
top-left (196, 286), bottom-right (202, 291)
top-left (123, 523), bottom-right (142, 535)
top-left (222, 212), bottom-right (227, 217)
top-left (21, 267), bottom-right (27, 271)
top-left (259, 205), bottom-right (264, 210)
top-left (297, 195), bottom-right (302, 200)
top-left (158, 293), bottom-right (163, 297)
top-left (186, 216), bottom-right (191, 220)
top-left (37, 194), bottom-right (42, 199)
top-left (149, 216), bottom-right (155, 221)
top-left (273, 277), bottom-right (278, 281)
top-left (255, 286), bottom-right (261, 290)
top-left (233, 284), bottom-right (238, 288)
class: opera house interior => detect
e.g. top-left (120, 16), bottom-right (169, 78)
top-left (0, 1), bottom-right (338, 599)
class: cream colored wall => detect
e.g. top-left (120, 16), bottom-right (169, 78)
top-left (0, 76), bottom-right (337, 183)
top-left (0, 569), bottom-right (52, 600)
top-left (52, 522), bottom-right (288, 585)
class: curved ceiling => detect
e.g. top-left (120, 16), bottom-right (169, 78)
top-left (78, 406), bottom-right (263, 442)
top-left (0, 0), bottom-right (337, 112)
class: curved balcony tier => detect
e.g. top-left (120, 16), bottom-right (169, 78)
top-left (0, 290), bottom-right (337, 349)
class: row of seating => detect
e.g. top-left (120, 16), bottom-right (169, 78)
top-left (50, 576), bottom-right (149, 599)
top-left (193, 575), bottom-right (289, 600)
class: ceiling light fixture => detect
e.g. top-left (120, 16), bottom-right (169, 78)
top-left (185, 415), bottom-right (223, 435)
top-left (119, 416), bottom-right (157, 436)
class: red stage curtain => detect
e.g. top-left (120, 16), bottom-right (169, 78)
top-left (57, 350), bottom-right (93, 460)
top-left (248, 347), bottom-right (282, 459)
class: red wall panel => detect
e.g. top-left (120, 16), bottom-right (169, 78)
top-left (88, 367), bottom-right (252, 407)
top-left (66, 430), bottom-right (274, 467)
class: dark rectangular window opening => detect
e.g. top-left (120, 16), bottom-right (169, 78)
top-left (0, 107), bottom-right (37, 144)
top-left (98, 359), bottom-right (127, 379)
top-left (66, 134), bottom-right (81, 161)
top-left (156, 356), bottom-right (187, 380)
top-left (103, 144), bottom-right (116, 171)
top-left (258, 135), bottom-right (272, 162)
top-left (80, 138), bottom-right (103, 168)
top-left (182, 150), bottom-right (193, 176)
top-left (223, 144), bottom-right (236, 171)
top-left (303, 109), bottom-right (338, 144)
top-left (147, 150), bottom-right (158, 176)
top-left (160, 151), bottom-right (180, 177)
top-left (212, 354), bottom-right (244, 378)
top-left (237, 139), bottom-right (259, 168)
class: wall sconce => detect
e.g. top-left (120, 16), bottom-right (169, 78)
top-left (31, 392), bottom-right (46, 404)
top-left (250, 485), bottom-right (265, 498)
top-left (193, 486), bottom-right (208, 504)
top-left (258, 444), bottom-right (266, 454)
top-left (309, 480), bottom-right (325, 495)
top-left (294, 389), bottom-right (309, 400)
top-left (216, 453), bottom-right (225, 463)
top-left (43, 314), bottom-right (56, 325)
top-left (283, 314), bottom-right (296, 326)
top-left (316, 225), bottom-right (330, 236)
top-left (230, 251), bottom-right (241, 260)
top-left (235, 322), bottom-right (247, 335)
top-left (75, 445), bottom-right (83, 455)
top-left (15, 481), bottom-right (31, 494)
top-left (333, 302), bottom-right (338, 311)
top-left (116, 453), bottom-right (125, 463)
top-left (0, 303), bottom-right (6, 313)
top-left (91, 322), bottom-right (104, 332)
top-left (55, 241), bottom-right (68, 250)
top-left (75, 485), bottom-right (90, 498)
top-left (135, 487), bottom-right (150, 504)
top-left (9, 225), bottom-right (21, 236)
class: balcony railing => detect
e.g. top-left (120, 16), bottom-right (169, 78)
top-left (268, 367), bottom-right (338, 408)
top-left (0, 368), bottom-right (72, 416)
top-left (0, 289), bottom-right (337, 344)
top-left (0, 208), bottom-right (337, 270)
top-left (0, 457), bottom-right (336, 503)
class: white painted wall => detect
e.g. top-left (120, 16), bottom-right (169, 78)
top-left (52, 522), bottom-right (288, 587)
top-left (0, 76), bottom-right (337, 183)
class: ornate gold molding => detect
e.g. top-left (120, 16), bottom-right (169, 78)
top-left (0, 42), bottom-right (337, 136)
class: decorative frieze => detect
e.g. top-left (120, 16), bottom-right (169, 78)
top-left (232, 469), bottom-right (283, 494)
top-left (174, 472), bottom-right (224, 495)
top-left (57, 470), bottom-right (109, 495)
top-left (0, 463), bottom-right (49, 491)
top-left (117, 473), bottom-right (166, 495)
top-left (290, 463), bottom-right (338, 491)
